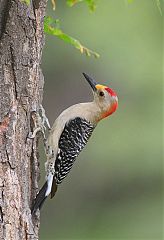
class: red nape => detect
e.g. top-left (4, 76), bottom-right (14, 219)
top-left (105, 87), bottom-right (117, 97)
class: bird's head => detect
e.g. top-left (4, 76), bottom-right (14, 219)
top-left (83, 73), bottom-right (118, 120)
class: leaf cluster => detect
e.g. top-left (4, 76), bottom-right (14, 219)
top-left (21, 0), bottom-right (163, 58)
top-left (46, 0), bottom-right (99, 58)
top-left (44, 16), bottom-right (99, 58)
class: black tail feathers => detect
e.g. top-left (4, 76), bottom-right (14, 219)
top-left (31, 181), bottom-right (48, 215)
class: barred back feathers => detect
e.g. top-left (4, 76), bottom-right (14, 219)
top-left (55, 117), bottom-right (95, 184)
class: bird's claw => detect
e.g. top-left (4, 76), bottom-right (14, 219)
top-left (28, 127), bottom-right (42, 139)
top-left (39, 105), bottom-right (51, 131)
top-left (28, 105), bottom-right (51, 142)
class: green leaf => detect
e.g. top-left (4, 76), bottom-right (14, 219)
top-left (44, 16), bottom-right (100, 58)
top-left (86, 0), bottom-right (97, 11)
top-left (67, 0), bottom-right (83, 7)
top-left (21, 0), bottom-right (30, 5)
top-left (66, 0), bottom-right (97, 12)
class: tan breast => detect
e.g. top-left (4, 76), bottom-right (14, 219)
top-left (47, 102), bottom-right (100, 160)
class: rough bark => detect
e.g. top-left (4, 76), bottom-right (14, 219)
top-left (0, 0), bottom-right (47, 239)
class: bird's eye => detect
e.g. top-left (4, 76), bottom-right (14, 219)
top-left (99, 91), bottom-right (104, 97)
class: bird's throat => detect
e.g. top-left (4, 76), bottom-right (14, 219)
top-left (100, 101), bottom-right (118, 120)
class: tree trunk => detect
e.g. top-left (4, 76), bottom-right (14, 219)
top-left (0, 0), bottom-right (47, 239)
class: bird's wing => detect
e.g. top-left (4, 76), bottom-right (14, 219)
top-left (50, 117), bottom-right (94, 197)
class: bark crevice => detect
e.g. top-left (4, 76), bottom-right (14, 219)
top-left (0, 0), bottom-right (11, 39)
top-left (10, 46), bottom-right (18, 99)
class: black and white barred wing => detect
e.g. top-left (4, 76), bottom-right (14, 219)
top-left (54, 117), bottom-right (95, 184)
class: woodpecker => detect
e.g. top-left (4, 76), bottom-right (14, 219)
top-left (31, 73), bottom-right (118, 214)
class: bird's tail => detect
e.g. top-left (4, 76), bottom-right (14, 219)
top-left (31, 174), bottom-right (57, 214)
top-left (31, 181), bottom-right (48, 214)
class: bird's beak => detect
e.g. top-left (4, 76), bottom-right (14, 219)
top-left (82, 73), bottom-right (97, 92)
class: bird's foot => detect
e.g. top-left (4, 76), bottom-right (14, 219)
top-left (28, 105), bottom-right (51, 144)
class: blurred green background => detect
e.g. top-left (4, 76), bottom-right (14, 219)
top-left (39, 0), bottom-right (163, 239)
